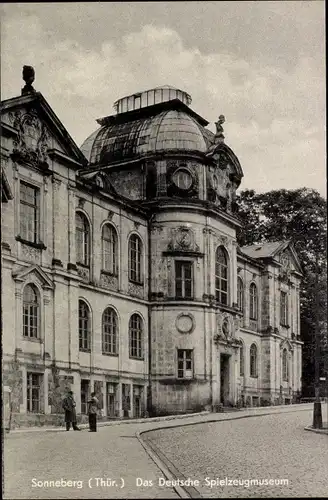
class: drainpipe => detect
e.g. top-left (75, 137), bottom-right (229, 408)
top-left (147, 213), bottom-right (155, 416)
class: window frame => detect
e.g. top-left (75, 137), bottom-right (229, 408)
top-left (26, 372), bottom-right (42, 413)
top-left (128, 234), bottom-right (143, 284)
top-left (79, 299), bottom-right (91, 352)
top-left (175, 260), bottom-right (193, 299)
top-left (102, 223), bottom-right (118, 275)
top-left (237, 276), bottom-right (244, 312)
top-left (280, 291), bottom-right (288, 326)
top-left (22, 284), bottom-right (40, 339)
top-left (19, 181), bottom-right (40, 244)
top-left (215, 246), bottom-right (229, 305)
top-left (75, 212), bottom-right (90, 267)
top-left (250, 343), bottom-right (258, 377)
top-left (249, 283), bottom-right (258, 320)
top-left (102, 307), bottom-right (118, 355)
top-left (129, 313), bottom-right (143, 360)
top-left (282, 348), bottom-right (289, 381)
top-left (239, 342), bottom-right (244, 376)
top-left (177, 349), bottom-right (194, 379)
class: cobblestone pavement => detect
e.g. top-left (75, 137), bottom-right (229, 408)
top-left (145, 408), bottom-right (328, 498)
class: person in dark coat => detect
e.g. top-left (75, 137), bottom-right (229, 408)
top-left (88, 392), bottom-right (99, 432)
top-left (62, 390), bottom-right (80, 431)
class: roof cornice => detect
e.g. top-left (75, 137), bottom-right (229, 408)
top-left (96, 99), bottom-right (209, 127)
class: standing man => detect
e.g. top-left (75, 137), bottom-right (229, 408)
top-left (87, 392), bottom-right (99, 432)
top-left (62, 390), bottom-right (81, 431)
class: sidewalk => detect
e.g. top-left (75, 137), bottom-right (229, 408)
top-left (5, 403), bottom-right (313, 435)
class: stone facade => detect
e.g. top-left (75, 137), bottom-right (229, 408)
top-left (1, 83), bottom-right (302, 426)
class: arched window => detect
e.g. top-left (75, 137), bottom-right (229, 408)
top-left (215, 246), bottom-right (229, 305)
top-left (250, 343), bottom-right (258, 377)
top-left (280, 291), bottom-right (288, 326)
top-left (79, 300), bottom-right (91, 351)
top-left (240, 343), bottom-right (244, 376)
top-left (23, 284), bottom-right (39, 338)
top-left (76, 212), bottom-right (90, 266)
top-left (129, 314), bottom-right (143, 359)
top-left (282, 349), bottom-right (288, 381)
top-left (249, 283), bottom-right (258, 320)
top-left (102, 307), bottom-right (118, 354)
top-left (129, 234), bottom-right (142, 283)
top-left (237, 277), bottom-right (244, 312)
top-left (102, 224), bottom-right (118, 274)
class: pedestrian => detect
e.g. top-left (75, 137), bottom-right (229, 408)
top-left (62, 390), bottom-right (81, 431)
top-left (88, 392), bottom-right (99, 432)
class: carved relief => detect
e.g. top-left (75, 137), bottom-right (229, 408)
top-left (167, 226), bottom-right (200, 253)
top-left (9, 109), bottom-right (50, 168)
top-left (216, 312), bottom-right (235, 339)
top-left (20, 244), bottom-right (41, 264)
top-left (77, 265), bottom-right (90, 282)
top-left (128, 282), bottom-right (144, 299)
top-left (100, 273), bottom-right (118, 291)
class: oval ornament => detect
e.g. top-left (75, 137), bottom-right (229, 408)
top-left (176, 313), bottom-right (195, 334)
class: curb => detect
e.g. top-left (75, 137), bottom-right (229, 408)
top-left (5, 403), bottom-right (313, 435)
top-left (5, 411), bottom-right (210, 435)
top-left (304, 426), bottom-right (328, 435)
top-left (136, 405), bottom-right (314, 499)
top-left (136, 431), bottom-right (193, 499)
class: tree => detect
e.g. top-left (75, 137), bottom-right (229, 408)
top-left (236, 188), bottom-right (327, 396)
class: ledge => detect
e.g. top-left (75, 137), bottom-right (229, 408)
top-left (16, 236), bottom-right (46, 250)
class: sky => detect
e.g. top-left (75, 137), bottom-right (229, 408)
top-left (1, 1), bottom-right (326, 196)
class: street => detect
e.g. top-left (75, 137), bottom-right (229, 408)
top-left (145, 408), bottom-right (328, 498)
top-left (3, 407), bottom-right (327, 499)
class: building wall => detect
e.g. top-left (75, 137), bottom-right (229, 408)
top-left (1, 96), bottom-right (303, 427)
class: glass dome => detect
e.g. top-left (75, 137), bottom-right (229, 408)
top-left (81, 109), bottom-right (214, 165)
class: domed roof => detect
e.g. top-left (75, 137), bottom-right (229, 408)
top-left (81, 108), bottom-right (214, 166)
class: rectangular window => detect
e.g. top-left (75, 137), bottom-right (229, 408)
top-left (280, 292), bottom-right (288, 326)
top-left (175, 261), bottom-right (193, 299)
top-left (27, 372), bottom-right (42, 413)
top-left (20, 182), bottom-right (39, 243)
top-left (177, 349), bottom-right (193, 379)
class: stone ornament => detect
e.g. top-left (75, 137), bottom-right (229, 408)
top-left (167, 226), bottom-right (200, 253)
top-left (128, 282), bottom-right (144, 298)
top-left (176, 313), bottom-right (195, 334)
top-left (217, 312), bottom-right (235, 340)
top-left (100, 273), bottom-right (118, 291)
top-left (22, 65), bottom-right (36, 95)
top-left (9, 109), bottom-right (50, 168)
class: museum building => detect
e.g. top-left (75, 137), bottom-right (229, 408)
top-left (1, 70), bottom-right (303, 426)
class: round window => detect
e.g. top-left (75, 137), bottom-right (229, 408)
top-left (172, 169), bottom-right (193, 190)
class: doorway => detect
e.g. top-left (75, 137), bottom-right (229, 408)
top-left (220, 354), bottom-right (230, 405)
top-left (80, 380), bottom-right (90, 414)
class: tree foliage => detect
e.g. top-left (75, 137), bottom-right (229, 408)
top-left (236, 188), bottom-right (327, 395)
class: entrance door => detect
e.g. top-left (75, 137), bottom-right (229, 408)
top-left (122, 384), bottom-right (131, 418)
top-left (133, 385), bottom-right (143, 418)
top-left (81, 380), bottom-right (90, 414)
top-left (220, 354), bottom-right (230, 405)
